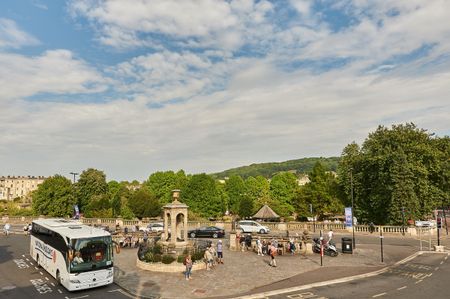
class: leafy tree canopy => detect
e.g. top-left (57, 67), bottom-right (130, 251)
top-left (32, 175), bottom-right (75, 217)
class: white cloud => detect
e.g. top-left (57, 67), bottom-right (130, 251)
top-left (0, 18), bottom-right (39, 49)
top-left (68, 0), bottom-right (273, 50)
top-left (0, 50), bottom-right (108, 100)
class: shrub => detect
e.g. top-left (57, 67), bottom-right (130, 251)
top-left (161, 255), bottom-right (175, 264)
top-left (177, 254), bottom-right (186, 264)
top-left (144, 252), bottom-right (154, 263)
top-left (153, 254), bottom-right (162, 262)
top-left (152, 244), bottom-right (162, 255)
top-left (192, 250), bottom-right (205, 263)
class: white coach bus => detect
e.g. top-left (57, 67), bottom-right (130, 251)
top-left (30, 219), bottom-right (120, 291)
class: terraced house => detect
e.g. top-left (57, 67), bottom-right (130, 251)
top-left (0, 176), bottom-right (46, 201)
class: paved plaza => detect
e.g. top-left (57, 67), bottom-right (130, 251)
top-left (113, 234), bottom-right (420, 299)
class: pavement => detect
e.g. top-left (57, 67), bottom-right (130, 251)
top-left (113, 233), bottom-right (446, 299)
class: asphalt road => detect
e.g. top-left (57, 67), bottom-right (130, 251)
top-left (246, 252), bottom-right (450, 299)
top-left (0, 235), bottom-right (131, 299)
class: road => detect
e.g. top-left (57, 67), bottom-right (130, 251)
top-left (242, 251), bottom-right (449, 299)
top-left (0, 235), bottom-right (130, 299)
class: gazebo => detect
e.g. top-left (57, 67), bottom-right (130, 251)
top-left (252, 204), bottom-right (280, 221)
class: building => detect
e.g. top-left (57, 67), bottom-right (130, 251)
top-left (0, 176), bottom-right (46, 201)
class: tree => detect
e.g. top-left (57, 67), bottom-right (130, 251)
top-left (181, 174), bottom-right (222, 218)
top-left (32, 175), bottom-right (75, 217)
top-left (295, 162), bottom-right (343, 219)
top-left (76, 168), bottom-right (108, 212)
top-left (269, 172), bottom-right (298, 217)
top-left (84, 194), bottom-right (112, 218)
top-left (238, 194), bottom-right (254, 218)
top-left (128, 188), bottom-right (160, 218)
top-left (144, 170), bottom-right (187, 205)
top-left (338, 123), bottom-right (449, 224)
top-left (224, 175), bottom-right (246, 214)
top-left (245, 176), bottom-right (270, 213)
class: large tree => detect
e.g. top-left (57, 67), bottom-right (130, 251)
top-left (32, 175), bottom-right (75, 217)
top-left (339, 123), bottom-right (449, 224)
top-left (144, 170), bottom-right (187, 205)
top-left (295, 162), bottom-right (343, 219)
top-left (128, 188), bottom-right (160, 218)
top-left (76, 168), bottom-right (108, 212)
top-left (224, 175), bottom-right (246, 214)
top-left (269, 172), bottom-right (298, 217)
top-left (181, 173), bottom-right (222, 218)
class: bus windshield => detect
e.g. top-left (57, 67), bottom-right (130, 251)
top-left (70, 236), bottom-right (113, 273)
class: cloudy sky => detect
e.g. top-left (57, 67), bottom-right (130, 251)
top-left (1, 0), bottom-right (449, 182)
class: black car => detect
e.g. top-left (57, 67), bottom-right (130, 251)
top-left (188, 226), bottom-right (225, 238)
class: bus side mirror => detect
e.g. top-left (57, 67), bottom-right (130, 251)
top-left (68, 249), bottom-right (74, 261)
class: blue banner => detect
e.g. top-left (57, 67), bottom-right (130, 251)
top-left (345, 207), bottom-right (353, 228)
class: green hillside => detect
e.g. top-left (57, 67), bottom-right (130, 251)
top-left (211, 157), bottom-right (340, 179)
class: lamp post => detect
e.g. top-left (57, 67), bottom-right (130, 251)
top-left (69, 172), bottom-right (79, 184)
top-left (350, 169), bottom-right (356, 249)
top-left (401, 206), bottom-right (406, 236)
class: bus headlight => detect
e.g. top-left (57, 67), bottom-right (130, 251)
top-left (70, 279), bottom-right (81, 284)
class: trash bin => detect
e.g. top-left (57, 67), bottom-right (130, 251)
top-left (342, 237), bottom-right (353, 254)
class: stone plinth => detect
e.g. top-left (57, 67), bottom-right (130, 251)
top-left (136, 258), bottom-right (205, 273)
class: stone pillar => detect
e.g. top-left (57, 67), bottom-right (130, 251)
top-left (170, 215), bottom-right (177, 244)
top-left (184, 212), bottom-right (188, 241)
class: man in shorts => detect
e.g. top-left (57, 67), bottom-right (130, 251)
top-left (217, 240), bottom-right (224, 264)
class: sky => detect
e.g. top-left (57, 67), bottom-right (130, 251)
top-left (0, 0), bottom-right (449, 182)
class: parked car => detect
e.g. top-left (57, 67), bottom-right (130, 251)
top-left (415, 220), bottom-right (435, 227)
top-left (140, 222), bottom-right (164, 232)
top-left (188, 226), bottom-right (225, 238)
top-left (238, 220), bottom-right (270, 234)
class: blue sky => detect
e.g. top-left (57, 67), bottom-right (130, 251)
top-left (0, 0), bottom-right (449, 181)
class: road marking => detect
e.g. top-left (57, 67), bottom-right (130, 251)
top-left (45, 277), bottom-right (49, 281)
top-left (415, 280), bottom-right (423, 284)
top-left (39, 271), bottom-right (44, 275)
top-left (58, 289), bottom-right (63, 293)
top-left (372, 292), bottom-right (387, 297)
top-left (445, 256), bottom-right (448, 260)
top-left (107, 289), bottom-right (136, 298)
top-left (397, 286), bottom-right (407, 290)
top-left (22, 254), bottom-right (25, 257)
top-left (65, 295), bottom-right (89, 299)
top-left (435, 267), bottom-right (439, 271)
top-left (50, 282), bottom-right (55, 286)
top-left (26, 258), bottom-right (30, 261)
top-left (34, 267), bottom-right (38, 270)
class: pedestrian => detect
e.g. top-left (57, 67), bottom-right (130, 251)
top-left (269, 242), bottom-right (277, 267)
top-left (4, 223), bottom-right (11, 236)
top-left (209, 244), bottom-right (217, 267)
top-left (289, 238), bottom-right (296, 255)
top-left (240, 235), bottom-right (246, 251)
top-left (256, 237), bottom-right (263, 256)
top-left (327, 229), bottom-right (334, 242)
top-left (184, 254), bottom-right (193, 280)
top-left (204, 247), bottom-right (213, 270)
top-left (217, 240), bottom-right (224, 264)
top-left (143, 231), bottom-right (148, 244)
top-left (262, 240), bottom-right (268, 256)
top-left (245, 234), bottom-right (252, 251)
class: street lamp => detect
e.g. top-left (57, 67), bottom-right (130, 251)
top-left (350, 169), bottom-right (356, 249)
top-left (401, 206), bottom-right (406, 236)
top-left (69, 172), bottom-right (79, 184)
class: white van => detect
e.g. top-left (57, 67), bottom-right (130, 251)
top-left (238, 220), bottom-right (270, 234)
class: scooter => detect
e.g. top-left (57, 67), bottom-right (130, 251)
top-left (312, 238), bottom-right (338, 257)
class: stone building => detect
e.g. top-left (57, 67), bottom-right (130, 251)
top-left (0, 176), bottom-right (46, 201)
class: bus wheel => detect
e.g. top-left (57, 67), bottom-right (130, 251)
top-left (56, 270), bottom-right (61, 285)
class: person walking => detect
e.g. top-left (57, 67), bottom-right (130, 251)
top-left (204, 247), bottom-right (213, 270)
top-left (327, 229), bottom-right (334, 242)
top-left (269, 242), bottom-right (277, 267)
top-left (184, 254), bottom-right (193, 280)
top-left (4, 223), bottom-right (11, 237)
top-left (256, 237), bottom-right (263, 256)
top-left (217, 240), bottom-right (224, 264)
